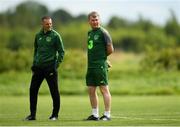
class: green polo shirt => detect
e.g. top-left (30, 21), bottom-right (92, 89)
top-left (87, 27), bottom-right (112, 68)
top-left (33, 29), bottom-right (65, 68)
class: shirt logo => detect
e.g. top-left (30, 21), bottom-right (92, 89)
top-left (49, 73), bottom-right (54, 76)
top-left (46, 37), bottom-right (51, 42)
top-left (94, 35), bottom-right (99, 40)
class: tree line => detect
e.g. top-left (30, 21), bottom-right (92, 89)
top-left (0, 1), bottom-right (180, 72)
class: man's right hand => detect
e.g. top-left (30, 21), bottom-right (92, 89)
top-left (107, 60), bottom-right (112, 68)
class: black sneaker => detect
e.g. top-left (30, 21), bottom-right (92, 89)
top-left (49, 116), bottom-right (58, 121)
top-left (86, 115), bottom-right (99, 121)
top-left (100, 115), bottom-right (111, 121)
top-left (24, 115), bottom-right (36, 121)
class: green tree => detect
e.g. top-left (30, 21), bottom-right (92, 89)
top-left (107, 16), bottom-right (129, 29)
top-left (6, 28), bottom-right (33, 51)
top-left (9, 1), bottom-right (48, 28)
top-left (164, 10), bottom-right (180, 44)
top-left (134, 15), bottom-right (154, 32)
top-left (75, 14), bottom-right (87, 22)
top-left (51, 9), bottom-right (73, 25)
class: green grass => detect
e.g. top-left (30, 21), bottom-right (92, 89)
top-left (0, 70), bottom-right (180, 96)
top-left (0, 95), bottom-right (180, 126)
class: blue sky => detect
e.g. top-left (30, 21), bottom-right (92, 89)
top-left (0, 0), bottom-right (179, 25)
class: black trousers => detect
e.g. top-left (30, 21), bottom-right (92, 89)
top-left (29, 68), bottom-right (60, 117)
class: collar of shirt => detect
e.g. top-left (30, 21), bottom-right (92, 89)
top-left (92, 27), bottom-right (100, 31)
top-left (40, 29), bottom-right (52, 35)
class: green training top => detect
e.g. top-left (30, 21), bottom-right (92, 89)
top-left (87, 27), bottom-right (112, 68)
top-left (33, 29), bottom-right (65, 68)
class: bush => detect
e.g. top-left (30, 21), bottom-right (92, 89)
top-left (6, 28), bottom-right (34, 51)
top-left (109, 28), bottom-right (146, 52)
top-left (59, 49), bottom-right (87, 79)
top-left (140, 48), bottom-right (180, 71)
top-left (0, 49), bottom-right (32, 72)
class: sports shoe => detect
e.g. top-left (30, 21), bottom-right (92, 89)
top-left (24, 115), bottom-right (36, 121)
top-left (100, 115), bottom-right (111, 121)
top-left (49, 116), bottom-right (58, 121)
top-left (86, 115), bottom-right (99, 121)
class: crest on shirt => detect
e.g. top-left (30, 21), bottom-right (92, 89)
top-left (46, 37), bottom-right (51, 42)
top-left (94, 35), bottom-right (99, 40)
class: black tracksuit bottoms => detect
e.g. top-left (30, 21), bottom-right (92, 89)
top-left (29, 68), bottom-right (60, 117)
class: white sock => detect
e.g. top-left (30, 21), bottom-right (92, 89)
top-left (104, 111), bottom-right (110, 118)
top-left (92, 108), bottom-right (99, 118)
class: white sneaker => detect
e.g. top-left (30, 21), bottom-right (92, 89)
top-left (49, 116), bottom-right (58, 121)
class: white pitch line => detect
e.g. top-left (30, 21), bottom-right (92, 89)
top-left (112, 116), bottom-right (180, 121)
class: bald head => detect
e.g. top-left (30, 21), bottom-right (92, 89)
top-left (41, 16), bottom-right (52, 33)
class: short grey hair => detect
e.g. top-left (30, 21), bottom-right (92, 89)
top-left (41, 16), bottom-right (51, 21)
top-left (88, 11), bottom-right (100, 20)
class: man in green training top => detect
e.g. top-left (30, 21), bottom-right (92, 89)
top-left (25, 16), bottom-right (65, 121)
top-left (85, 11), bottom-right (114, 121)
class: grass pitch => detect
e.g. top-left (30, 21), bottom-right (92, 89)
top-left (0, 95), bottom-right (180, 126)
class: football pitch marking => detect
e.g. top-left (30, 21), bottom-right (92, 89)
top-left (112, 116), bottom-right (179, 121)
